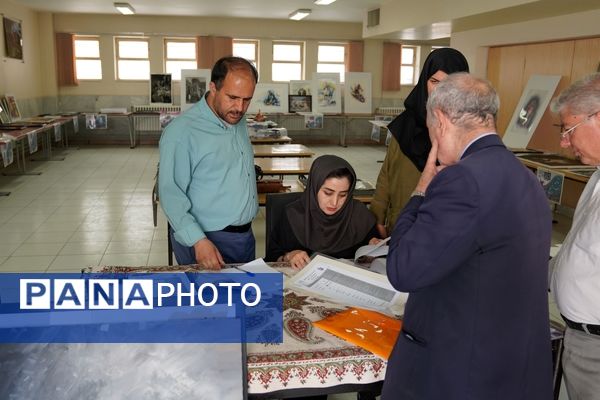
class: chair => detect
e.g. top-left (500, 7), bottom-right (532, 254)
top-left (265, 191), bottom-right (303, 261)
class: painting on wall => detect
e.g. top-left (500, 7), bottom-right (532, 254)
top-left (502, 74), bottom-right (561, 150)
top-left (150, 74), bottom-right (173, 105)
top-left (180, 69), bottom-right (211, 112)
top-left (248, 83), bottom-right (289, 114)
top-left (312, 73), bottom-right (341, 114)
top-left (344, 72), bottom-right (372, 114)
top-left (3, 17), bottom-right (23, 60)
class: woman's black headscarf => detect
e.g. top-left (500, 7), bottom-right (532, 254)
top-left (388, 48), bottom-right (469, 171)
top-left (286, 155), bottom-right (376, 254)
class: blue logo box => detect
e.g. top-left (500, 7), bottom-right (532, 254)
top-left (0, 273), bottom-right (283, 343)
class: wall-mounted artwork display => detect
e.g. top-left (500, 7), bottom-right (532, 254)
top-left (248, 83), bottom-right (289, 114)
top-left (503, 74), bottom-right (561, 150)
top-left (85, 114), bottom-right (108, 129)
top-left (312, 73), bottom-right (341, 114)
top-left (344, 72), bottom-right (372, 114)
top-left (4, 95), bottom-right (20, 121)
top-left (150, 74), bottom-right (173, 105)
top-left (180, 69), bottom-right (211, 112)
top-left (288, 95), bottom-right (312, 113)
top-left (3, 17), bottom-right (23, 60)
top-left (536, 168), bottom-right (564, 204)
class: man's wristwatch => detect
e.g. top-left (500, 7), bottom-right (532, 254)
top-left (411, 190), bottom-right (426, 198)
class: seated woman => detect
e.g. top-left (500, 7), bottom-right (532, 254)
top-left (268, 155), bottom-right (380, 269)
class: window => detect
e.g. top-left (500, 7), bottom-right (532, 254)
top-left (164, 38), bottom-right (197, 80)
top-left (272, 41), bottom-right (303, 82)
top-left (233, 39), bottom-right (259, 70)
top-left (74, 36), bottom-right (102, 80)
top-left (115, 37), bottom-right (150, 80)
top-left (400, 45), bottom-right (418, 85)
top-left (317, 43), bottom-right (346, 82)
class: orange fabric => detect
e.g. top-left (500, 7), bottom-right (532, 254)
top-left (55, 33), bottom-right (78, 86)
top-left (346, 41), bottom-right (364, 72)
top-left (196, 36), bottom-right (233, 68)
top-left (382, 42), bottom-right (401, 91)
top-left (313, 307), bottom-right (402, 359)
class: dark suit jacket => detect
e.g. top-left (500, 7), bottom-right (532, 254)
top-left (382, 134), bottom-right (553, 400)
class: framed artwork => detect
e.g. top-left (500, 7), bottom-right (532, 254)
top-left (3, 16), bottom-right (23, 60)
top-left (517, 153), bottom-right (586, 169)
top-left (85, 113), bottom-right (108, 129)
top-left (312, 73), bottom-right (341, 114)
top-left (288, 95), bottom-right (312, 113)
top-left (150, 74), bottom-right (173, 105)
top-left (536, 168), bottom-right (564, 204)
top-left (4, 95), bottom-right (20, 121)
top-left (0, 103), bottom-right (10, 124)
top-left (304, 113), bottom-right (324, 129)
top-left (344, 72), bottom-right (372, 114)
top-left (502, 74), bottom-right (561, 149)
top-left (248, 83), bottom-right (289, 114)
top-left (180, 69), bottom-right (211, 112)
top-left (289, 80), bottom-right (312, 96)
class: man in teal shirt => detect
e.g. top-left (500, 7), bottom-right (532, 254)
top-left (159, 57), bottom-right (258, 269)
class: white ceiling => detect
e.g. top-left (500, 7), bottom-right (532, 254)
top-left (13, 0), bottom-right (382, 23)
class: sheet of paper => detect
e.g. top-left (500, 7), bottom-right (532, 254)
top-left (221, 258), bottom-right (281, 275)
top-left (354, 237), bottom-right (390, 261)
top-left (286, 255), bottom-right (407, 313)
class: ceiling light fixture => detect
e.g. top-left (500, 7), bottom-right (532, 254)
top-left (289, 9), bottom-right (311, 21)
top-left (114, 2), bottom-right (135, 15)
top-left (314, 0), bottom-right (337, 5)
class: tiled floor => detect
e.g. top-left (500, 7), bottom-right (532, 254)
top-left (0, 144), bottom-right (387, 272)
top-left (0, 144), bottom-right (571, 399)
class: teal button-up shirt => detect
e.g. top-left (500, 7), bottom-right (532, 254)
top-left (158, 95), bottom-right (258, 247)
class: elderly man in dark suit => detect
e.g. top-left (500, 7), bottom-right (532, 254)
top-left (382, 73), bottom-right (553, 400)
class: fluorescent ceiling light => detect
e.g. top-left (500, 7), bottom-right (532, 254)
top-left (314, 0), bottom-right (337, 5)
top-left (114, 2), bottom-right (135, 15)
top-left (289, 9), bottom-right (311, 20)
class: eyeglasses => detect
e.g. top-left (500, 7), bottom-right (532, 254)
top-left (559, 111), bottom-right (599, 140)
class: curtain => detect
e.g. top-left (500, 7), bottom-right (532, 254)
top-left (346, 41), bottom-right (364, 72)
top-left (196, 36), bottom-right (233, 69)
top-left (382, 42), bottom-right (401, 91)
top-left (55, 33), bottom-right (78, 86)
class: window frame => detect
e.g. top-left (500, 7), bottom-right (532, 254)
top-left (316, 42), bottom-right (347, 82)
top-left (73, 35), bottom-right (102, 81)
top-left (271, 40), bottom-right (304, 82)
top-left (400, 45), bottom-right (419, 86)
top-left (233, 39), bottom-right (259, 72)
top-left (163, 37), bottom-right (197, 81)
top-left (115, 36), bottom-right (151, 81)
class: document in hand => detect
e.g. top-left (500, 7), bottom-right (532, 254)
top-left (313, 307), bottom-right (402, 359)
top-left (286, 255), bottom-right (407, 313)
top-left (354, 237), bottom-right (390, 263)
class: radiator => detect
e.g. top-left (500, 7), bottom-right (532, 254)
top-left (132, 105), bottom-right (181, 132)
top-left (376, 106), bottom-right (405, 116)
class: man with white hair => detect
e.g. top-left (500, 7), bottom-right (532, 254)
top-left (383, 73), bottom-right (553, 400)
top-left (550, 72), bottom-right (600, 400)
